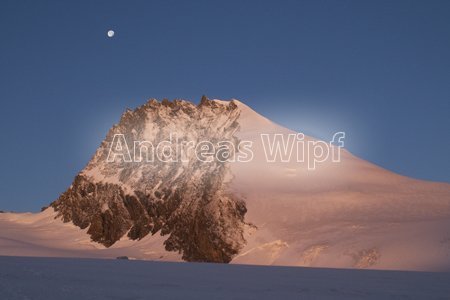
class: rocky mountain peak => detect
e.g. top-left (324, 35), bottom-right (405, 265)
top-left (51, 97), bottom-right (248, 262)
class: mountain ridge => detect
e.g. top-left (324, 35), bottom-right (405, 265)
top-left (1, 96), bottom-right (450, 270)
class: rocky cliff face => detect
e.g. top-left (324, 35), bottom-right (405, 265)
top-left (51, 97), bottom-right (248, 263)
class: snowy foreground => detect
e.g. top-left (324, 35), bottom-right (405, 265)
top-left (0, 256), bottom-right (449, 300)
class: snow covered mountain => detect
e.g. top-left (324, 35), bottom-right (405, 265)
top-left (1, 97), bottom-right (450, 271)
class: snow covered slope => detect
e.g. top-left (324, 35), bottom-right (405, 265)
top-left (0, 207), bottom-right (181, 261)
top-left (1, 97), bottom-right (449, 271)
top-left (230, 100), bottom-right (450, 271)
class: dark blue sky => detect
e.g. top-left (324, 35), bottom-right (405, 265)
top-left (1, 0), bottom-right (449, 211)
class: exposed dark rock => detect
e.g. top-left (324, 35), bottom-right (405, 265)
top-left (116, 256), bottom-right (129, 260)
top-left (199, 94), bottom-right (209, 106)
top-left (51, 98), bottom-right (247, 263)
top-left (52, 175), bottom-right (134, 247)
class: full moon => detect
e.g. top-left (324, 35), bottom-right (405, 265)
top-left (107, 30), bottom-right (115, 38)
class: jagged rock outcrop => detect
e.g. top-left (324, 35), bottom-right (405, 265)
top-left (51, 97), bottom-right (247, 262)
